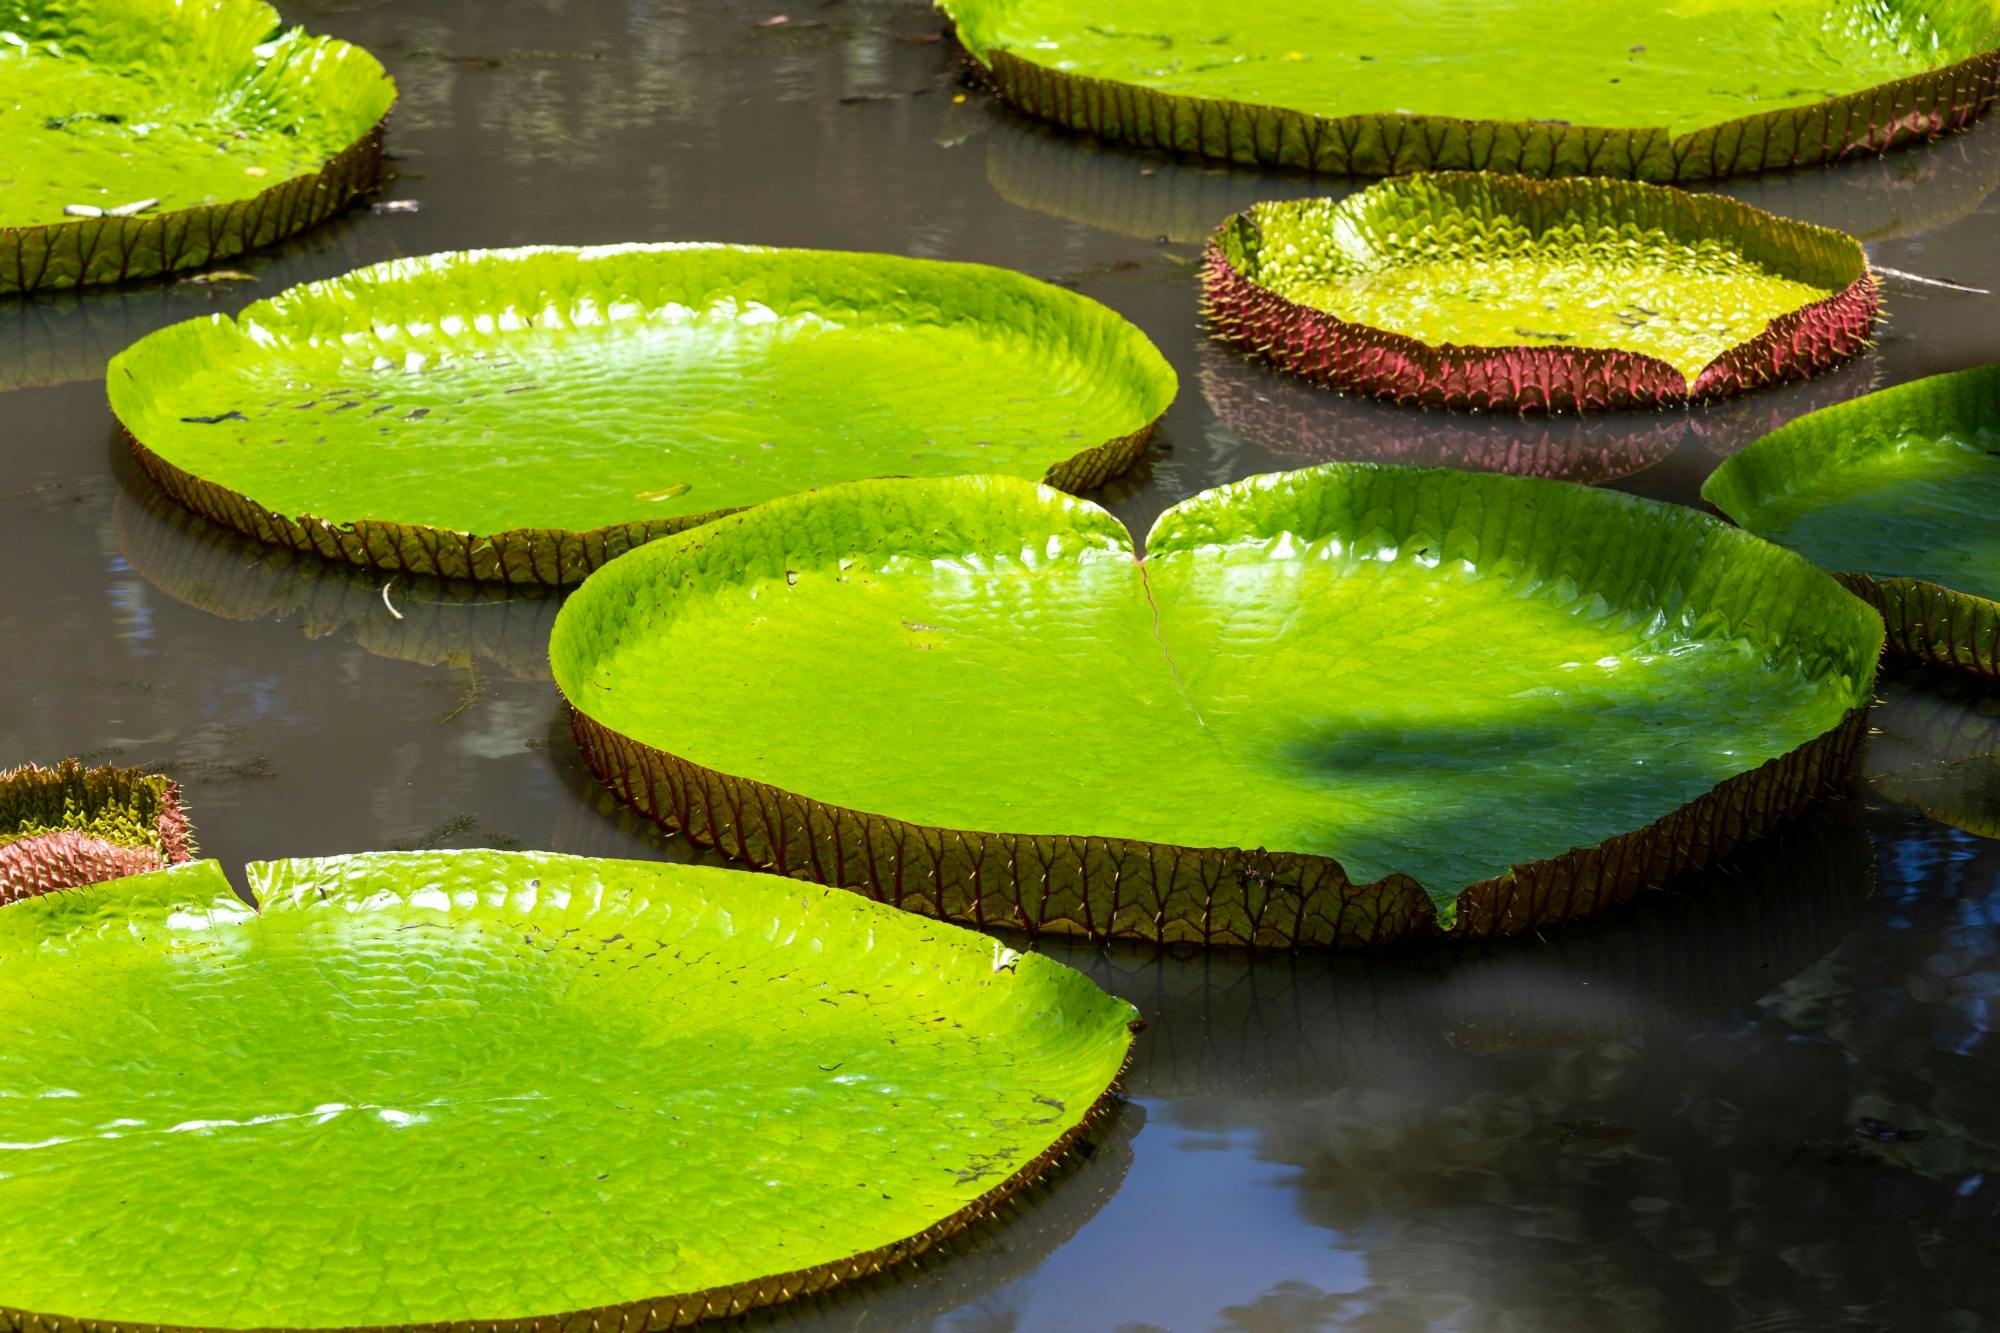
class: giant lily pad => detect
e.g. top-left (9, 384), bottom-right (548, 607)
top-left (0, 0), bottom-right (394, 293)
top-left (1704, 365), bottom-right (2000, 677)
top-left (552, 464), bottom-right (1882, 949)
top-left (940, 0), bottom-right (2000, 180)
top-left (1204, 175), bottom-right (1877, 413)
top-left (109, 244), bottom-right (1178, 584)
top-left (0, 850), bottom-right (1136, 1329)
top-left (0, 758), bottom-right (192, 902)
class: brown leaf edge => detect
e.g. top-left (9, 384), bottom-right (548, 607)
top-left (1201, 177), bottom-right (1879, 414)
top-left (568, 699), bottom-right (1870, 951)
top-left (0, 759), bottom-right (195, 905)
top-left (969, 39), bottom-right (2000, 181)
top-left (1836, 572), bottom-right (2000, 680)
top-left (124, 414), bottom-right (1159, 586)
top-left (0, 116), bottom-right (389, 295)
top-left (0, 942), bottom-right (1135, 1333)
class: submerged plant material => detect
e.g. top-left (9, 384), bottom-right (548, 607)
top-left (552, 464), bottom-right (1882, 949)
top-left (0, 0), bottom-right (395, 292)
top-left (109, 244), bottom-right (1178, 584)
top-left (0, 759), bottom-right (192, 901)
top-left (0, 850), bottom-right (1136, 1329)
top-left (1204, 175), bottom-right (1877, 412)
top-left (1704, 365), bottom-right (2000, 677)
top-left (940, 0), bottom-right (2000, 180)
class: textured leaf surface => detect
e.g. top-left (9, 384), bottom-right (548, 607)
top-left (0, 851), bottom-right (1135, 1329)
top-left (1204, 175), bottom-right (1875, 411)
top-left (1705, 366), bottom-right (2000, 674)
top-left (552, 466), bottom-right (1879, 937)
top-left (110, 244), bottom-right (1176, 583)
top-left (942, 0), bottom-right (2000, 179)
top-left (0, 759), bottom-right (192, 902)
top-left (0, 0), bottom-right (393, 290)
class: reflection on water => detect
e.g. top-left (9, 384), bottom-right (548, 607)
top-left (4, 0), bottom-right (1999, 1327)
top-left (113, 442), bottom-right (564, 681)
top-left (1200, 337), bottom-right (1882, 490)
top-left (1870, 664), bottom-right (2000, 839)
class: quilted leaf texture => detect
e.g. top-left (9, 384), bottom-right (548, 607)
top-left (552, 464), bottom-right (1883, 948)
top-left (0, 851), bottom-right (1136, 1330)
top-left (0, 759), bottom-right (193, 902)
top-left (0, 0), bottom-right (394, 292)
top-left (109, 244), bottom-right (1176, 584)
top-left (1203, 175), bottom-right (1876, 412)
top-left (940, 0), bottom-right (2000, 179)
top-left (1705, 365), bottom-right (2000, 677)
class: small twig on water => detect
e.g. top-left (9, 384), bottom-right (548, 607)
top-left (381, 578), bottom-right (404, 620)
top-left (1872, 264), bottom-right (1991, 295)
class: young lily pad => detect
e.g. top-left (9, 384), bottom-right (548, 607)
top-left (0, 0), bottom-right (395, 293)
top-left (552, 465), bottom-right (1882, 949)
top-left (1703, 366), bottom-right (2000, 677)
top-left (0, 758), bottom-right (192, 902)
top-left (1204, 175), bottom-right (1877, 412)
top-left (109, 244), bottom-right (1178, 584)
top-left (941, 0), bottom-right (2000, 180)
top-left (0, 850), bottom-right (1136, 1329)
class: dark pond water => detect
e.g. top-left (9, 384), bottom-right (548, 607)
top-left (6, 1), bottom-right (2000, 1328)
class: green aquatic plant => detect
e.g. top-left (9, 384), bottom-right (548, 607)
top-left (1205, 175), bottom-right (1877, 412)
top-left (941, 0), bottom-right (2000, 179)
top-left (0, 0), bottom-right (394, 292)
top-left (109, 244), bottom-right (1178, 584)
top-left (0, 758), bottom-right (192, 901)
top-left (0, 850), bottom-right (1136, 1330)
top-left (1704, 365), bottom-right (2000, 677)
top-left (552, 464), bottom-right (1883, 949)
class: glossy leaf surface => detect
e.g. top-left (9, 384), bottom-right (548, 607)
top-left (109, 244), bottom-right (1176, 582)
top-left (0, 0), bottom-right (393, 289)
top-left (1204, 176), bottom-right (1875, 411)
top-left (0, 852), bottom-right (1135, 1329)
top-left (553, 466), bottom-right (1879, 921)
top-left (941, 0), bottom-right (2000, 179)
top-left (1705, 366), bottom-right (2000, 675)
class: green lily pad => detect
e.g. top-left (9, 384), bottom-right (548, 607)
top-left (1704, 365), bottom-right (2000, 677)
top-left (0, 0), bottom-right (395, 293)
top-left (108, 243), bottom-right (1178, 584)
top-left (1205, 175), bottom-right (1877, 411)
top-left (0, 758), bottom-right (193, 902)
top-left (941, 0), bottom-right (2000, 180)
top-left (0, 850), bottom-right (1136, 1329)
top-left (552, 465), bottom-right (1882, 949)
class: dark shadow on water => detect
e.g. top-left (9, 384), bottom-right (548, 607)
top-left (1867, 661), bottom-right (2000, 839)
top-left (1036, 804), bottom-right (1873, 1100)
